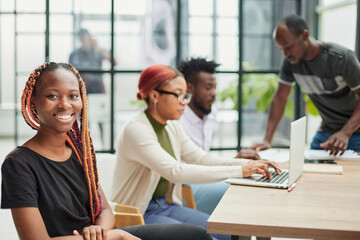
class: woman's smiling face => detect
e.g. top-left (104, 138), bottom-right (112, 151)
top-left (32, 68), bottom-right (83, 134)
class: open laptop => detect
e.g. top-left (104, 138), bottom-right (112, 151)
top-left (226, 116), bottom-right (306, 189)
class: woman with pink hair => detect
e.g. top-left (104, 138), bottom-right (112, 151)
top-left (111, 65), bottom-right (280, 240)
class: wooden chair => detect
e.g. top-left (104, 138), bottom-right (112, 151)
top-left (182, 184), bottom-right (197, 210)
top-left (96, 153), bottom-right (197, 227)
top-left (114, 185), bottom-right (197, 228)
top-left (114, 204), bottom-right (144, 228)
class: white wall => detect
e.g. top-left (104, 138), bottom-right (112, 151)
top-left (317, 0), bottom-right (357, 50)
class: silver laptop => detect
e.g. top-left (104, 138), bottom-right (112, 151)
top-left (226, 116), bottom-right (306, 189)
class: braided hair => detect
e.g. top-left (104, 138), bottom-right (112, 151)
top-left (21, 62), bottom-right (101, 224)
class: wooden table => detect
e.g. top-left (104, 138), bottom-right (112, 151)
top-left (207, 159), bottom-right (360, 240)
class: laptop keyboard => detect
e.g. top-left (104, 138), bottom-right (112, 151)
top-left (257, 171), bottom-right (289, 184)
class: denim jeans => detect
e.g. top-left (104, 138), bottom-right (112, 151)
top-left (190, 180), bottom-right (229, 215)
top-left (311, 131), bottom-right (360, 151)
top-left (143, 197), bottom-right (230, 240)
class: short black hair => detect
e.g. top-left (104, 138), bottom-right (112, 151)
top-left (78, 29), bottom-right (90, 38)
top-left (177, 57), bottom-right (220, 83)
top-left (278, 14), bottom-right (309, 36)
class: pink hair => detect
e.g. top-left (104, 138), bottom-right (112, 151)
top-left (137, 65), bottom-right (182, 102)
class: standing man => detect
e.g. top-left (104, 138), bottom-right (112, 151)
top-left (178, 57), bottom-right (260, 215)
top-left (252, 15), bottom-right (360, 156)
top-left (69, 29), bottom-right (117, 146)
top-left (69, 29), bottom-right (116, 94)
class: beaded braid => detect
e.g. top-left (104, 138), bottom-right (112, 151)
top-left (20, 62), bottom-right (101, 224)
top-left (21, 62), bottom-right (50, 130)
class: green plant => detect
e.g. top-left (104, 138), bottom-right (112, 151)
top-left (218, 69), bottom-right (318, 118)
top-left (304, 94), bottom-right (318, 116)
top-left (130, 99), bottom-right (147, 108)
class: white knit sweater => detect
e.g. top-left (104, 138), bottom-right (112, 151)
top-left (110, 111), bottom-right (249, 214)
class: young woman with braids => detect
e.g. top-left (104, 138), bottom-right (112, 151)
top-left (1, 62), bottom-right (213, 240)
top-left (111, 64), bottom-right (281, 240)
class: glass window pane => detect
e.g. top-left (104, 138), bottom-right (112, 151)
top-left (216, 36), bottom-right (238, 71)
top-left (189, 0), bottom-right (213, 16)
top-left (115, 35), bottom-right (143, 70)
top-left (16, 74), bottom-right (29, 106)
top-left (0, 0), bottom-right (14, 12)
top-left (80, 20), bottom-right (111, 34)
top-left (50, 0), bottom-right (73, 13)
top-left (50, 35), bottom-right (72, 63)
top-left (243, 37), bottom-right (272, 70)
top-left (319, 0), bottom-right (345, 7)
top-left (241, 109), bottom-right (268, 147)
top-left (189, 17), bottom-right (213, 34)
top-left (73, 0), bottom-right (111, 14)
top-left (17, 35), bottom-right (45, 73)
top-left (216, 73), bottom-right (239, 109)
top-left (212, 73), bottom-right (239, 149)
top-left (0, 15), bottom-right (15, 104)
top-left (212, 109), bottom-right (238, 149)
top-left (16, 0), bottom-right (45, 12)
top-left (240, 73), bottom-right (293, 148)
top-left (87, 74), bottom-right (111, 151)
top-left (117, 18), bottom-right (142, 34)
top-left (17, 77), bottom-right (37, 143)
top-left (189, 36), bottom-right (213, 59)
top-left (242, 111), bottom-right (292, 148)
top-left (217, 0), bottom-right (238, 17)
top-left (243, 0), bottom-right (273, 35)
top-left (17, 14), bottom-right (45, 33)
top-left (88, 94), bottom-right (111, 151)
top-left (217, 18), bottom-right (237, 35)
top-left (114, 73), bottom-right (141, 110)
top-left (179, 34), bottom-right (190, 55)
top-left (16, 73), bottom-right (32, 148)
top-left (115, 19), bottom-right (142, 69)
top-left (114, 73), bottom-right (142, 140)
top-left (115, 0), bottom-right (146, 15)
top-left (0, 106), bottom-right (15, 140)
top-left (50, 15), bottom-right (73, 32)
top-left (318, 4), bottom-right (356, 50)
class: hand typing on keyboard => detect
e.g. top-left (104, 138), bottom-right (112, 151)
top-left (257, 171), bottom-right (288, 183)
top-left (242, 160), bottom-right (281, 179)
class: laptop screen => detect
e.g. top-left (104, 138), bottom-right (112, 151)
top-left (288, 116), bottom-right (306, 185)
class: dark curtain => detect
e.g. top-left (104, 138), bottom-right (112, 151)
top-left (356, 0), bottom-right (360, 59)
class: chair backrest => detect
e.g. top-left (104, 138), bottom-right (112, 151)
top-left (96, 153), bottom-right (116, 200)
top-left (97, 154), bottom-right (144, 227)
top-left (96, 153), bottom-right (197, 210)
top-left (182, 185), bottom-right (197, 209)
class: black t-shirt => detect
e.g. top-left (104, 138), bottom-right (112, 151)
top-left (1, 146), bottom-right (92, 237)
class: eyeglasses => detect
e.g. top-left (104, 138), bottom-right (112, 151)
top-left (155, 89), bottom-right (192, 103)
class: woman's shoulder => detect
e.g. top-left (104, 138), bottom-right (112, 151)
top-left (4, 146), bottom-right (32, 160)
top-left (116, 111), bottom-right (155, 145)
top-left (166, 120), bottom-right (186, 135)
top-left (2, 146), bottom-right (34, 170)
top-left (122, 111), bottom-right (152, 133)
